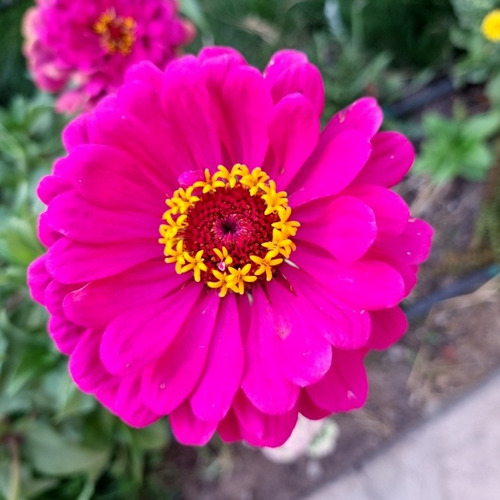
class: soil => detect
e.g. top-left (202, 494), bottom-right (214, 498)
top-left (157, 90), bottom-right (500, 500)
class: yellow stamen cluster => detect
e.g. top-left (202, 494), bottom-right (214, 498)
top-left (93, 9), bottom-right (136, 55)
top-left (159, 164), bottom-right (300, 297)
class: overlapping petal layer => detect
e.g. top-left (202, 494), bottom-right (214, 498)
top-left (28, 47), bottom-right (432, 447)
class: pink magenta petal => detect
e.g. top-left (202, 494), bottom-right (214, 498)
top-left (141, 291), bottom-right (220, 415)
top-left (241, 286), bottom-right (300, 415)
top-left (27, 255), bottom-right (51, 305)
top-left (169, 401), bottom-right (218, 446)
top-left (160, 56), bottom-right (222, 169)
top-left (353, 131), bottom-right (415, 187)
top-left (264, 50), bottom-right (324, 117)
top-left (233, 391), bottom-right (298, 448)
top-left (114, 374), bottom-right (161, 428)
top-left (69, 328), bottom-right (111, 393)
top-left (190, 294), bottom-right (244, 422)
top-left (298, 391), bottom-right (331, 420)
top-left (100, 284), bottom-right (202, 376)
top-left (371, 218), bottom-right (434, 266)
top-left (219, 65), bottom-right (273, 167)
top-left (198, 46), bottom-right (247, 65)
top-left (46, 237), bottom-right (161, 284)
top-left (321, 97), bottom-right (383, 143)
top-left (367, 307), bottom-right (408, 350)
top-left (281, 265), bottom-right (372, 349)
top-left (69, 144), bottom-right (167, 213)
top-left (38, 211), bottom-right (59, 247)
top-left (48, 316), bottom-right (83, 355)
top-left (306, 349), bottom-right (368, 412)
top-left (289, 129), bottom-right (372, 207)
top-left (37, 172), bottom-right (71, 205)
top-left (265, 280), bottom-right (332, 387)
top-left (291, 245), bottom-right (405, 310)
top-left (44, 280), bottom-right (77, 317)
top-left (62, 113), bottom-right (90, 151)
top-left (345, 185), bottom-right (410, 237)
top-left (296, 195), bottom-right (377, 263)
top-left (124, 60), bottom-right (163, 90)
top-left (264, 93), bottom-right (320, 189)
top-left (47, 191), bottom-right (159, 244)
top-left (217, 409), bottom-right (243, 443)
top-left (88, 98), bottom-right (184, 190)
top-left (64, 260), bottom-right (188, 328)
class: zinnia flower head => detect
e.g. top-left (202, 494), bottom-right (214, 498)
top-left (28, 47), bottom-right (433, 447)
top-left (481, 9), bottom-right (500, 42)
top-left (22, 0), bottom-right (195, 113)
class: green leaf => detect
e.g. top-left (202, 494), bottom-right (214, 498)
top-left (179, 0), bottom-right (212, 35)
top-left (130, 420), bottom-right (170, 451)
top-left (24, 421), bottom-right (111, 477)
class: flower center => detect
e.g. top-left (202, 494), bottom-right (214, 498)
top-left (93, 9), bottom-right (136, 55)
top-left (159, 164), bottom-right (300, 297)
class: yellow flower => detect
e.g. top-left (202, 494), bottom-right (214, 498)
top-left (482, 10), bottom-right (500, 42)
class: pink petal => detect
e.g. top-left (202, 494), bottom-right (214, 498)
top-left (241, 286), bottom-right (300, 415)
top-left (69, 144), bottom-right (166, 213)
top-left (114, 374), bottom-right (161, 428)
top-left (47, 191), bottom-right (159, 244)
top-left (160, 56), bottom-right (222, 169)
top-left (88, 97), bottom-right (183, 190)
top-left (266, 280), bottom-right (332, 387)
top-left (298, 391), bottom-right (331, 420)
top-left (371, 218), bottom-right (434, 266)
top-left (367, 307), bottom-right (408, 350)
top-left (297, 195), bottom-right (377, 263)
top-left (37, 172), bottom-right (71, 205)
top-left (48, 315), bottom-right (83, 355)
top-left (219, 65), bottom-right (273, 167)
top-left (217, 409), bottom-right (243, 443)
top-left (291, 246), bottom-right (406, 310)
top-left (264, 50), bottom-right (324, 117)
top-left (353, 131), bottom-right (415, 187)
top-left (198, 46), bottom-right (247, 65)
top-left (46, 237), bottom-right (161, 284)
top-left (69, 328), bottom-right (111, 393)
top-left (27, 255), bottom-right (51, 305)
top-left (289, 129), bottom-right (372, 207)
top-left (99, 285), bottom-right (202, 375)
top-left (44, 280), bottom-right (77, 317)
top-left (169, 401), bottom-right (218, 446)
top-left (141, 291), bottom-right (220, 415)
top-left (232, 391), bottom-right (298, 448)
top-left (264, 93), bottom-right (320, 189)
top-left (64, 260), bottom-right (188, 328)
top-left (321, 97), bottom-right (383, 143)
top-left (281, 265), bottom-right (372, 349)
top-left (306, 349), bottom-right (368, 412)
top-left (345, 185), bottom-right (410, 237)
top-left (190, 293), bottom-right (244, 422)
top-left (124, 60), bottom-right (163, 90)
top-left (62, 113), bottom-right (90, 151)
top-left (38, 211), bottom-right (59, 247)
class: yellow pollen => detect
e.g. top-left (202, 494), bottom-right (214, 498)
top-left (93, 9), bottom-right (136, 55)
top-left (159, 164), bottom-right (300, 297)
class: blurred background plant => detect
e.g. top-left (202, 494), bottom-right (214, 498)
top-left (2, 0), bottom-right (500, 498)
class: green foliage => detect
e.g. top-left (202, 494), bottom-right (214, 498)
top-left (450, 0), bottom-right (500, 83)
top-left (0, 0), bottom-right (36, 106)
top-left (0, 95), bottom-right (172, 500)
top-left (414, 103), bottom-right (500, 183)
top-left (336, 0), bottom-right (456, 69)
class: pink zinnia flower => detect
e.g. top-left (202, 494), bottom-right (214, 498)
top-left (22, 0), bottom-right (195, 113)
top-left (27, 48), bottom-right (432, 447)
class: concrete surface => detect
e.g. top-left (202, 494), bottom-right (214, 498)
top-left (305, 370), bottom-right (500, 500)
